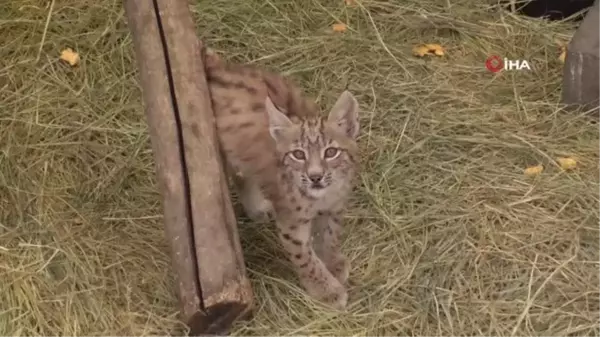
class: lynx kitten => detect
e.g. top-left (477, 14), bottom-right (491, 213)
top-left (204, 49), bottom-right (359, 309)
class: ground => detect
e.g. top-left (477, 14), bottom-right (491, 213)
top-left (1, 0), bottom-right (598, 335)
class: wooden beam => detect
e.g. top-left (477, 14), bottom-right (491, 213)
top-left (561, 0), bottom-right (599, 117)
top-left (123, 0), bottom-right (254, 334)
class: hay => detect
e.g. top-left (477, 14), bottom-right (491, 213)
top-left (1, 0), bottom-right (598, 335)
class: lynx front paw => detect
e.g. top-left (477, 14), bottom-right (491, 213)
top-left (240, 190), bottom-right (274, 222)
top-left (244, 200), bottom-right (274, 222)
top-left (300, 274), bottom-right (348, 310)
top-left (321, 283), bottom-right (348, 310)
top-left (327, 255), bottom-right (350, 285)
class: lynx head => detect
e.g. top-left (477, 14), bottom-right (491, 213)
top-left (266, 91), bottom-right (360, 199)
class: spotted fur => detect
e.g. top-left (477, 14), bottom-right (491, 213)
top-left (203, 48), bottom-right (360, 309)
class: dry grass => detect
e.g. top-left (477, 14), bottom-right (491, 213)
top-left (1, 0), bottom-right (599, 335)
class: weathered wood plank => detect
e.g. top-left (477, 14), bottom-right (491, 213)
top-left (123, 0), bottom-right (253, 334)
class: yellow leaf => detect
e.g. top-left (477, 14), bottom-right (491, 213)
top-left (524, 165), bottom-right (544, 176)
top-left (60, 48), bottom-right (79, 66)
top-left (558, 45), bottom-right (567, 63)
top-left (332, 23), bottom-right (347, 32)
top-left (426, 44), bottom-right (445, 56)
top-left (344, 0), bottom-right (356, 5)
top-left (557, 157), bottom-right (577, 170)
top-left (412, 43), bottom-right (445, 57)
top-left (412, 46), bottom-right (429, 57)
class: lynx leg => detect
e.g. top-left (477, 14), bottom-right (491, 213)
top-left (313, 211), bottom-right (349, 284)
top-left (277, 215), bottom-right (348, 310)
top-left (238, 178), bottom-right (274, 222)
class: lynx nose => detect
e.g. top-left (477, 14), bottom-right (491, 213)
top-left (308, 173), bottom-right (323, 183)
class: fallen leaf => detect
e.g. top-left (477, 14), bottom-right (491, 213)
top-left (524, 165), bottom-right (544, 176)
top-left (557, 157), bottom-right (577, 170)
top-left (412, 46), bottom-right (429, 57)
top-left (412, 43), bottom-right (445, 57)
top-left (558, 51), bottom-right (566, 63)
top-left (344, 0), bottom-right (356, 5)
top-left (332, 23), bottom-right (347, 32)
top-left (427, 44), bottom-right (445, 56)
top-left (60, 48), bottom-right (79, 66)
top-left (558, 45), bottom-right (567, 63)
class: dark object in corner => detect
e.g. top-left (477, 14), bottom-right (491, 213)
top-left (508, 0), bottom-right (595, 21)
top-left (561, 0), bottom-right (599, 118)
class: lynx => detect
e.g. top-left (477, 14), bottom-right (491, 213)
top-left (203, 49), bottom-right (360, 309)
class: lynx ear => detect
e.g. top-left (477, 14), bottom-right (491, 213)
top-left (327, 90), bottom-right (359, 139)
top-left (265, 95), bottom-right (293, 141)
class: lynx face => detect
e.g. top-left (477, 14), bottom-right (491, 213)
top-left (266, 91), bottom-right (360, 199)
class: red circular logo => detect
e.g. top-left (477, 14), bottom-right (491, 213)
top-left (485, 55), bottom-right (503, 73)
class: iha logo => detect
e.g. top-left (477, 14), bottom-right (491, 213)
top-left (485, 55), bottom-right (532, 73)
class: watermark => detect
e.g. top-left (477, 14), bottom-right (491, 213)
top-left (485, 55), bottom-right (532, 73)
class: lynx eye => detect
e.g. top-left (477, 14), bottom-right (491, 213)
top-left (324, 147), bottom-right (339, 159)
top-left (291, 150), bottom-right (306, 161)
